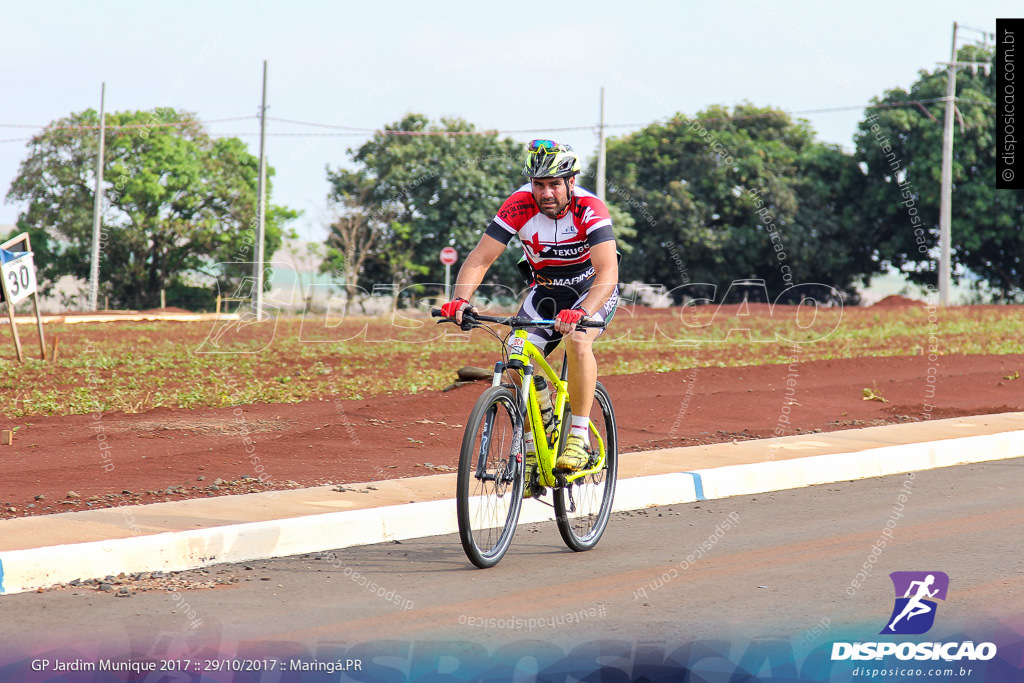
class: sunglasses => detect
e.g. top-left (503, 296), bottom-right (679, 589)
top-left (527, 139), bottom-right (567, 154)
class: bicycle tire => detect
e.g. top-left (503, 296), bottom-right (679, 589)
top-left (554, 381), bottom-right (618, 552)
top-left (456, 385), bottom-right (525, 568)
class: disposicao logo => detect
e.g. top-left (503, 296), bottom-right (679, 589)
top-left (831, 571), bottom-right (997, 663)
top-left (881, 571), bottom-right (949, 635)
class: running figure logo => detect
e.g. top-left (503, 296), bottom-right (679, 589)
top-left (881, 571), bottom-right (950, 635)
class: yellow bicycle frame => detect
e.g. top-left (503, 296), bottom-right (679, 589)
top-left (499, 329), bottom-right (606, 487)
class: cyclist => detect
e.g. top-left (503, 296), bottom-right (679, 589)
top-left (441, 139), bottom-right (619, 472)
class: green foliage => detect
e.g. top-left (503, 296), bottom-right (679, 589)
top-left (855, 44), bottom-right (1024, 300)
top-left (605, 201), bottom-right (637, 256)
top-left (592, 104), bottom-right (880, 302)
top-left (326, 114), bottom-right (526, 292)
top-left (162, 281), bottom-right (218, 311)
top-left (6, 108), bottom-right (297, 309)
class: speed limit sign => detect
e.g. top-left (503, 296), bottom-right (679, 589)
top-left (0, 232), bottom-right (47, 363)
top-left (1, 252), bottom-right (37, 306)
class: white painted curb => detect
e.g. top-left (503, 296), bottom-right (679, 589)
top-left (694, 429), bottom-right (1024, 500)
top-left (0, 499), bottom-right (453, 595)
top-left (1, 429), bottom-right (1022, 595)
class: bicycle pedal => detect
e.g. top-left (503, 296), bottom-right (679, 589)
top-left (552, 469), bottom-right (569, 488)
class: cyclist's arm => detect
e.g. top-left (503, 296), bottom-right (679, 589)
top-left (578, 240), bottom-right (619, 317)
top-left (451, 234), bottom-right (506, 306)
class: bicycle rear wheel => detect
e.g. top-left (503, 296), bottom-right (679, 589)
top-left (456, 385), bottom-right (525, 568)
top-left (554, 381), bottom-right (618, 552)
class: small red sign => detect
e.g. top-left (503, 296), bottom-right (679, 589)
top-left (440, 247), bottom-right (458, 266)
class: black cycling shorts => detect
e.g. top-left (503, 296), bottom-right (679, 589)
top-left (516, 286), bottom-right (618, 357)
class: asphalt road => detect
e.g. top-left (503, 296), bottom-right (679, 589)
top-left (2, 457), bottom-right (1022, 681)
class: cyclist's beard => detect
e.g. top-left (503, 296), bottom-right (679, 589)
top-left (537, 195), bottom-right (568, 218)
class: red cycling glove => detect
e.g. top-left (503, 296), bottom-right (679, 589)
top-left (441, 297), bottom-right (469, 318)
top-left (555, 307), bottom-right (588, 326)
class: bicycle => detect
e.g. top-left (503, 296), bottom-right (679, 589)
top-left (432, 308), bottom-right (619, 568)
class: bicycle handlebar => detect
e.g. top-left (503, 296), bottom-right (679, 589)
top-left (430, 307), bottom-right (606, 331)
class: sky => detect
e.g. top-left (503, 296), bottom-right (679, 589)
top-left (0, 0), bottom-right (1015, 242)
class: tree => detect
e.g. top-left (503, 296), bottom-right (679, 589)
top-left (319, 172), bottom-right (379, 310)
top-left (326, 114), bottom-right (527, 296)
top-left (785, 142), bottom-right (878, 304)
top-left (281, 228), bottom-right (326, 311)
top-left (855, 44), bottom-right (1024, 300)
top-left (5, 108), bottom-right (297, 309)
top-left (596, 104), bottom-right (879, 302)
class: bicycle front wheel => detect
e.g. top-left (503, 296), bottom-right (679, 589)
top-left (554, 381), bottom-right (618, 552)
top-left (456, 385), bottom-right (525, 568)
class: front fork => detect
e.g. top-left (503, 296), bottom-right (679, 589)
top-left (483, 360), bottom-right (531, 485)
top-left (478, 363), bottom-right (530, 486)
top-left (491, 359), bottom-right (533, 426)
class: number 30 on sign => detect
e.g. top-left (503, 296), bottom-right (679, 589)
top-left (1, 252), bottom-right (38, 306)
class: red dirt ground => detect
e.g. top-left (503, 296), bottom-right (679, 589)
top-left (1, 351), bottom-right (1020, 519)
top-left (871, 294), bottom-right (926, 307)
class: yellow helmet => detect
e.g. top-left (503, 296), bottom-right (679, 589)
top-left (522, 139), bottom-right (581, 178)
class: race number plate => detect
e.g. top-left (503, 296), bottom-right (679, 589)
top-left (1, 252), bottom-right (37, 306)
top-left (509, 335), bottom-right (526, 356)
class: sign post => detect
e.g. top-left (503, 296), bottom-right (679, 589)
top-left (440, 246), bottom-right (458, 299)
top-left (0, 232), bottom-right (46, 362)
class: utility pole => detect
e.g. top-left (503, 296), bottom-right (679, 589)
top-left (938, 23), bottom-right (957, 307)
top-left (254, 61), bottom-right (268, 319)
top-left (89, 83), bottom-right (106, 311)
top-left (938, 23), bottom-right (992, 306)
top-left (596, 86), bottom-right (606, 201)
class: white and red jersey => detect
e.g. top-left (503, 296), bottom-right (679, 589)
top-left (485, 183), bottom-right (615, 290)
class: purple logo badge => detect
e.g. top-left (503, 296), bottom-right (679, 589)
top-left (880, 571), bottom-right (949, 635)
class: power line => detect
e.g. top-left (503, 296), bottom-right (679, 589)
top-left (207, 97), bottom-right (996, 139)
top-left (266, 117), bottom-right (374, 131)
top-left (0, 116), bottom-right (257, 131)
top-left (0, 97), bottom-right (996, 141)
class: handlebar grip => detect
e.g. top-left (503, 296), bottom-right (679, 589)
top-left (430, 306), bottom-right (478, 329)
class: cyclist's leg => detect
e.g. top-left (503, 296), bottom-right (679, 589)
top-left (563, 328), bottom-right (599, 417)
